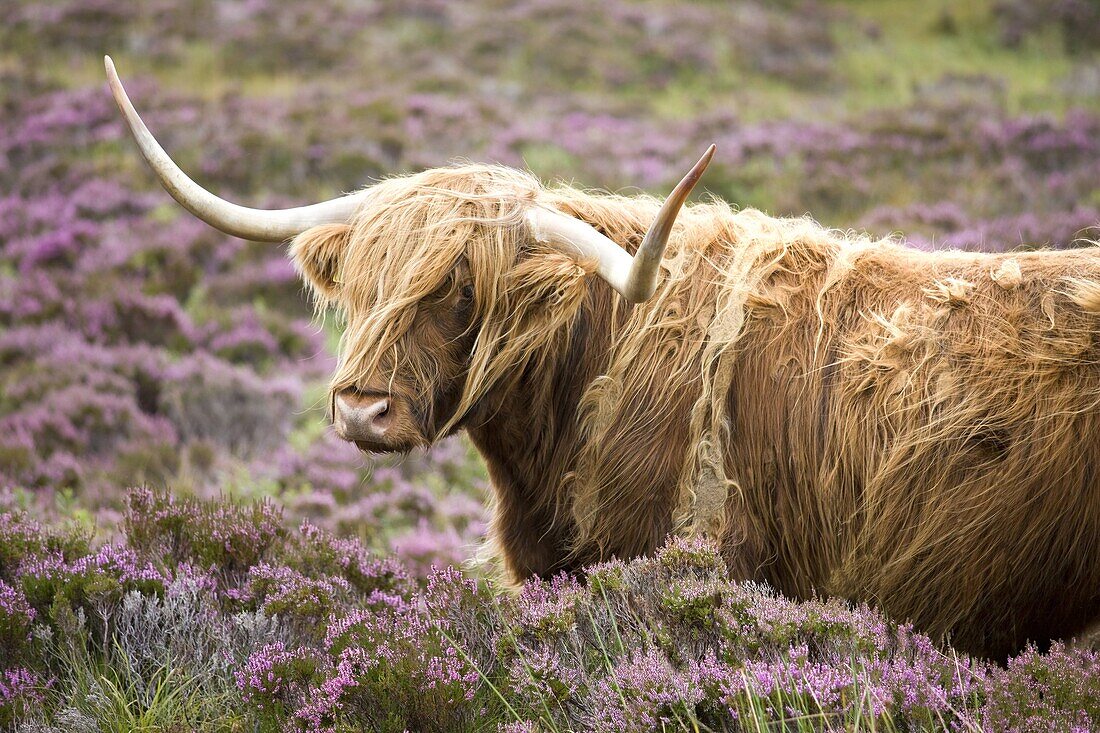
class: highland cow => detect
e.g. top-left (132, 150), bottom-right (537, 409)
top-left (107, 57), bottom-right (1100, 659)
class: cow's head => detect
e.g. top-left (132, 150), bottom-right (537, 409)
top-left (106, 57), bottom-right (713, 453)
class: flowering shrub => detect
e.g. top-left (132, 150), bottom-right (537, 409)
top-left (236, 642), bottom-right (320, 724)
top-left (3, 0), bottom-right (1099, 548)
top-left (983, 642), bottom-right (1100, 732)
top-left (0, 491), bottom-right (1094, 731)
top-left (124, 488), bottom-right (284, 577)
top-left (0, 667), bottom-right (47, 728)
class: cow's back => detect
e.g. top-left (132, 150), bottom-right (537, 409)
top-left (720, 242), bottom-right (1100, 658)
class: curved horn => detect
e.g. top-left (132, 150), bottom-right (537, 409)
top-left (105, 56), bottom-right (370, 242)
top-left (527, 144), bottom-right (715, 303)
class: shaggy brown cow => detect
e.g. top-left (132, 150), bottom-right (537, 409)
top-left (107, 58), bottom-right (1100, 659)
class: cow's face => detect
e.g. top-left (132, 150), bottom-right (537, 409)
top-left (289, 167), bottom-right (589, 454)
top-left (332, 255), bottom-right (479, 453)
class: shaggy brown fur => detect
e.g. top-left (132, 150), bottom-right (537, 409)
top-left (291, 164), bottom-right (1100, 659)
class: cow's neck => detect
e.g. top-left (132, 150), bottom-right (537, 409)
top-left (466, 286), bottom-right (614, 581)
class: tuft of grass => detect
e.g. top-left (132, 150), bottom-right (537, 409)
top-left (39, 640), bottom-right (244, 733)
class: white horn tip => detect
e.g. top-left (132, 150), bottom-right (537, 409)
top-left (104, 56), bottom-right (123, 99)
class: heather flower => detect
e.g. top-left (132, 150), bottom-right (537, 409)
top-left (0, 581), bottom-right (35, 660)
top-left (315, 605), bottom-right (479, 730)
top-left (16, 551), bottom-right (115, 616)
top-left (659, 576), bottom-right (724, 634)
top-left (585, 647), bottom-right (701, 733)
top-left (12, 543), bottom-right (167, 641)
top-left (291, 648), bottom-right (367, 733)
top-left (125, 488), bottom-right (283, 576)
top-left (511, 573), bottom-right (585, 639)
top-left (236, 641), bottom-right (319, 716)
top-left (0, 667), bottom-right (47, 727)
top-left (244, 563), bottom-right (352, 624)
top-left (727, 644), bottom-right (855, 719)
top-left (75, 544), bottom-right (166, 590)
top-left (656, 534), bottom-right (725, 576)
top-left (982, 642), bottom-right (1100, 732)
top-left (0, 511), bottom-right (84, 583)
top-left (289, 521), bottom-right (411, 599)
top-left (507, 645), bottom-right (581, 710)
top-left (870, 628), bottom-right (984, 717)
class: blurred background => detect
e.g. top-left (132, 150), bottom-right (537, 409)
top-left (2, 0), bottom-right (1099, 574)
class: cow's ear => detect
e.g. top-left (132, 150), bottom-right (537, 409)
top-left (290, 223), bottom-right (352, 301)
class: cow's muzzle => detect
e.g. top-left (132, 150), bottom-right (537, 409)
top-left (333, 386), bottom-right (428, 452)
top-left (334, 389), bottom-right (392, 442)
top-left (333, 384), bottom-right (430, 452)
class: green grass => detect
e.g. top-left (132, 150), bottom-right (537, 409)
top-left (42, 642), bottom-right (244, 732)
top-left (833, 0), bottom-right (1087, 116)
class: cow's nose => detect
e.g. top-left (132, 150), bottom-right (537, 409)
top-left (334, 390), bottom-right (392, 441)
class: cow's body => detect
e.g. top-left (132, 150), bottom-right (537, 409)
top-left (459, 192), bottom-right (1100, 660)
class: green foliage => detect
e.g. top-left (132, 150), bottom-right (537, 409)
top-left (659, 579), bottom-right (723, 634)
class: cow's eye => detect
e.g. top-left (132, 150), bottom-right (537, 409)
top-left (460, 283), bottom-right (475, 301)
